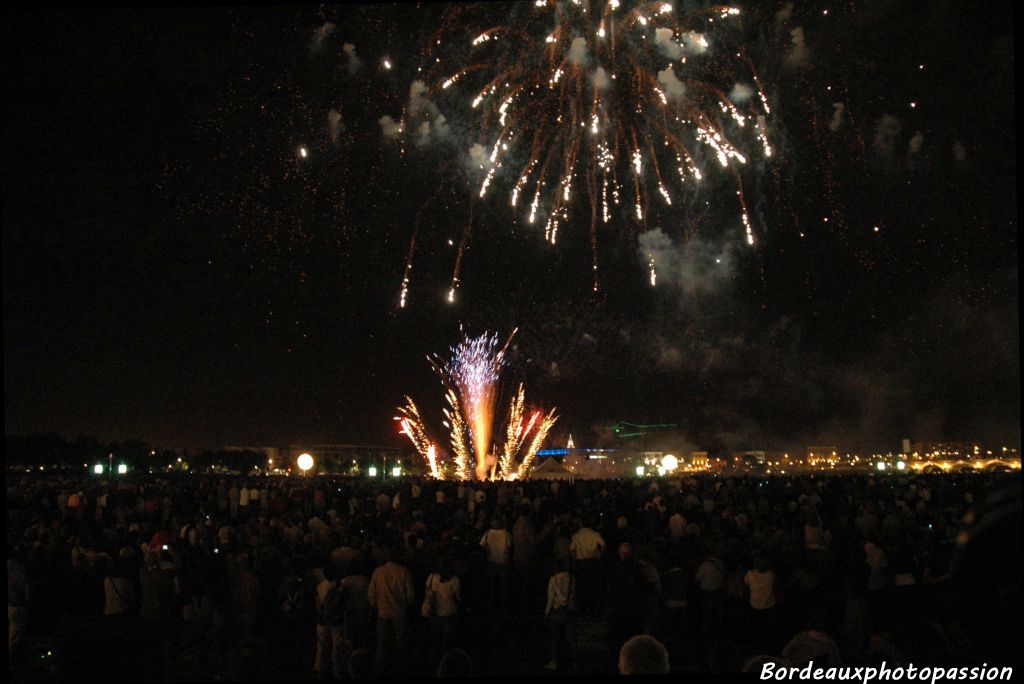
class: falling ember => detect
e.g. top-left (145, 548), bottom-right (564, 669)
top-left (648, 254), bottom-right (657, 286)
top-left (756, 115), bottom-right (773, 157)
top-left (399, 279), bottom-right (409, 308)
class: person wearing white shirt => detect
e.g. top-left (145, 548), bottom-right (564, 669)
top-left (569, 519), bottom-right (605, 616)
top-left (545, 560), bottom-right (576, 670)
top-left (480, 517), bottom-right (512, 609)
top-left (744, 565), bottom-right (776, 610)
top-left (238, 485), bottom-right (250, 520)
top-left (668, 511), bottom-right (686, 540)
top-left (423, 558), bottom-right (461, 668)
top-left (569, 525), bottom-right (605, 561)
top-left (744, 555), bottom-right (778, 652)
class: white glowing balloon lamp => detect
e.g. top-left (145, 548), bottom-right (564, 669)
top-left (297, 453), bottom-right (315, 472)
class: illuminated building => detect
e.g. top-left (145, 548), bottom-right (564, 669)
top-left (807, 446), bottom-right (839, 467)
top-left (689, 451), bottom-right (710, 470)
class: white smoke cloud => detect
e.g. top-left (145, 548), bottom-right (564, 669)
top-left (680, 31), bottom-right (708, 56)
top-left (407, 79), bottom-right (428, 104)
top-left (412, 115), bottom-right (450, 147)
top-left (953, 140), bottom-right (967, 161)
top-left (468, 143), bottom-right (491, 169)
top-left (415, 121), bottom-right (432, 146)
top-left (908, 131), bottom-right (924, 155)
top-left (657, 66), bottom-right (686, 100)
top-left (828, 102), bottom-right (845, 132)
top-left (432, 114), bottom-right (449, 140)
top-left (342, 43), bottom-right (361, 74)
top-left (430, 114), bottom-right (450, 141)
top-left (637, 228), bottom-right (737, 298)
top-left (873, 114), bottom-right (902, 156)
top-left (396, 79), bottom-right (449, 146)
top-left (568, 37), bottom-right (588, 65)
top-left (310, 22), bottom-right (335, 52)
top-left (785, 27), bottom-right (811, 69)
top-left (379, 115), bottom-right (402, 138)
top-left (729, 83), bottom-right (754, 104)
top-left (328, 109), bottom-right (343, 143)
top-left (654, 28), bottom-right (684, 60)
top-left (592, 67), bottom-right (610, 90)
top-left (775, 2), bottom-right (794, 28)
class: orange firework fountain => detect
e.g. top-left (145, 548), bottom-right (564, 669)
top-left (396, 330), bottom-right (558, 480)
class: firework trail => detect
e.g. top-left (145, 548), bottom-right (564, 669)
top-left (443, 389), bottom-right (473, 479)
top-left (516, 409), bottom-right (559, 480)
top-left (396, 396), bottom-right (441, 477)
top-left (394, 1), bottom-right (772, 300)
top-left (498, 384), bottom-right (531, 477)
top-left (397, 330), bottom-right (557, 480)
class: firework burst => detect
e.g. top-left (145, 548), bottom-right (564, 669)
top-left (395, 1), bottom-right (773, 301)
top-left (396, 330), bottom-right (558, 480)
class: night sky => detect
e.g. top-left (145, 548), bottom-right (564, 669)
top-left (2, 2), bottom-right (1017, 453)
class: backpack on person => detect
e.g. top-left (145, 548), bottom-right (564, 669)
top-left (319, 582), bottom-right (346, 628)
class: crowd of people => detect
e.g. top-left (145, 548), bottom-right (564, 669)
top-left (6, 468), bottom-right (1020, 679)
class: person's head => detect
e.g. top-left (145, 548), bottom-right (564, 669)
top-left (618, 542), bottom-right (633, 561)
top-left (383, 543), bottom-right (399, 563)
top-left (491, 515), bottom-right (505, 530)
top-left (781, 630), bottom-right (841, 667)
top-left (618, 635), bottom-right (670, 674)
top-left (437, 648), bottom-right (473, 678)
top-left (742, 655), bottom-right (790, 674)
top-left (436, 556), bottom-right (454, 582)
